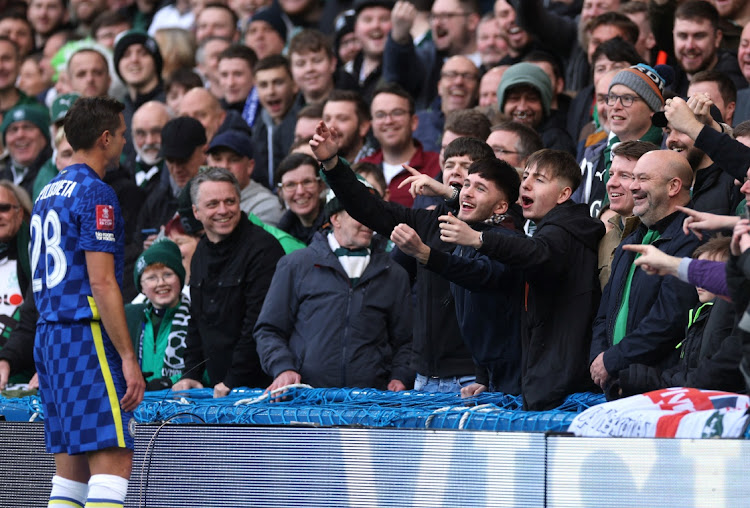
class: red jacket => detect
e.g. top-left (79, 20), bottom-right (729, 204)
top-left (361, 141), bottom-right (440, 207)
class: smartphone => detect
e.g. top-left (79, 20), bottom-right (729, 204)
top-left (745, 204), bottom-right (750, 221)
top-left (141, 228), bottom-right (158, 237)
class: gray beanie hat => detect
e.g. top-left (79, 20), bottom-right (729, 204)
top-left (609, 64), bottom-right (665, 112)
top-left (496, 62), bottom-right (552, 117)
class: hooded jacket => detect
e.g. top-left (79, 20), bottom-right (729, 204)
top-left (477, 200), bottom-right (605, 410)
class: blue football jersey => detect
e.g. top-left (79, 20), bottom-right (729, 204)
top-left (31, 164), bottom-right (124, 323)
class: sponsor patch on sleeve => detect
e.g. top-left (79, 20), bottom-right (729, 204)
top-left (96, 204), bottom-right (114, 230)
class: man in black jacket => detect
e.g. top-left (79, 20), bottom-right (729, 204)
top-left (439, 149), bottom-right (605, 410)
top-left (590, 149), bottom-right (702, 391)
top-left (172, 168), bottom-right (284, 397)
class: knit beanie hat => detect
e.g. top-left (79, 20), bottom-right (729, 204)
top-left (249, 4), bottom-right (287, 42)
top-left (113, 30), bottom-right (163, 83)
top-left (496, 62), bottom-right (553, 117)
top-left (1, 104), bottom-right (51, 144)
top-left (134, 239), bottom-right (186, 293)
top-left (609, 64), bottom-right (665, 113)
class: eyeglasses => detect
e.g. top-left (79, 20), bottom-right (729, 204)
top-left (141, 271), bottom-right (178, 286)
top-left (372, 109), bottom-right (409, 121)
top-left (490, 146), bottom-right (519, 156)
top-left (0, 203), bottom-right (19, 213)
top-left (429, 12), bottom-right (470, 22)
top-left (278, 177), bottom-right (321, 193)
top-left (440, 71), bottom-right (478, 81)
top-left (607, 93), bottom-right (643, 107)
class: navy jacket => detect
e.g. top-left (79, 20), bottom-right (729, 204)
top-left (425, 220), bottom-right (524, 395)
top-left (591, 210), bottom-right (702, 375)
top-left (255, 233), bottom-right (414, 389)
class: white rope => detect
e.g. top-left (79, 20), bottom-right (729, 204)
top-left (425, 404), bottom-right (497, 429)
top-left (233, 383), bottom-right (313, 405)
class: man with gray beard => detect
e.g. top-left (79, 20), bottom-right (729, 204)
top-left (131, 101), bottom-right (172, 196)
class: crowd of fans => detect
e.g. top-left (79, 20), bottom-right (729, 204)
top-left (0, 0), bottom-right (749, 411)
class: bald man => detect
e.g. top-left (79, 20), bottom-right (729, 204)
top-left (178, 86), bottom-right (252, 143)
top-left (590, 149), bottom-right (703, 393)
top-left (131, 101), bottom-right (173, 192)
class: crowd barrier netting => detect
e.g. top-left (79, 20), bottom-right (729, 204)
top-left (0, 386), bottom-right (608, 433)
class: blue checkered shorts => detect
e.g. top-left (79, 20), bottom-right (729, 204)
top-left (34, 321), bottom-right (134, 455)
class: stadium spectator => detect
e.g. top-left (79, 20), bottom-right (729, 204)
top-left (255, 177), bottom-right (414, 392)
top-left (0, 104), bottom-right (52, 198)
top-left (0, 181), bottom-right (31, 363)
top-left (513, 0), bottom-right (626, 92)
top-left (566, 37), bottom-right (643, 145)
top-left (90, 11), bottom-right (132, 50)
top-left (173, 167), bottom-right (284, 397)
top-left (577, 64), bottom-right (667, 217)
top-left (130, 101), bottom-right (172, 194)
top-left (383, 0), bottom-right (479, 110)
top-left (321, 89), bottom-right (375, 164)
top-left (65, 47), bottom-right (112, 98)
top-left (670, 1), bottom-right (745, 97)
top-left (288, 29), bottom-right (338, 105)
top-left (164, 68), bottom-right (204, 113)
top-left (414, 55), bottom-right (479, 153)
top-left (206, 129), bottom-right (284, 226)
top-left (476, 12), bottom-right (506, 71)
top-left (359, 82), bottom-right (440, 208)
top-left (438, 148), bottom-right (605, 409)
top-left (28, 0), bottom-right (70, 50)
top-left (114, 31), bottom-right (166, 165)
top-left (486, 120), bottom-right (544, 174)
top-left (293, 102), bottom-right (324, 143)
top-left (590, 149), bottom-right (702, 391)
top-left (216, 44), bottom-right (258, 123)
top-left (251, 55), bottom-right (302, 191)
top-left (687, 69), bottom-right (737, 127)
top-left (0, 37), bottom-right (39, 124)
top-left (597, 140), bottom-right (658, 289)
top-left (0, 13), bottom-right (36, 58)
top-left (195, 3), bottom-right (239, 44)
top-left (179, 87), bottom-right (228, 143)
top-left (663, 95), bottom-right (742, 216)
top-left (136, 116), bottom-right (206, 248)
top-left (275, 152), bottom-right (327, 244)
top-left (496, 62), bottom-right (576, 155)
top-left (608, 236), bottom-right (744, 398)
top-left (126, 240), bottom-right (191, 391)
top-left (313, 126), bottom-right (495, 393)
top-left (477, 65), bottom-right (507, 107)
top-left (195, 36), bottom-right (232, 100)
top-left (244, 4), bottom-right (287, 60)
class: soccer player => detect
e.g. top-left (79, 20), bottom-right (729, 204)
top-left (32, 96), bottom-right (145, 508)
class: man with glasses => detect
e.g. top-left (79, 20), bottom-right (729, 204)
top-left (590, 149), bottom-right (702, 393)
top-left (360, 82), bottom-right (440, 207)
top-left (383, 0), bottom-right (481, 110)
top-left (414, 55), bottom-right (479, 152)
top-left (578, 64), bottom-right (667, 217)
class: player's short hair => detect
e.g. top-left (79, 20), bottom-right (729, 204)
top-left (64, 96), bottom-right (124, 151)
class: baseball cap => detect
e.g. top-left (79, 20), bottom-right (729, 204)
top-left (207, 129), bottom-right (254, 159)
top-left (160, 117), bottom-right (207, 160)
